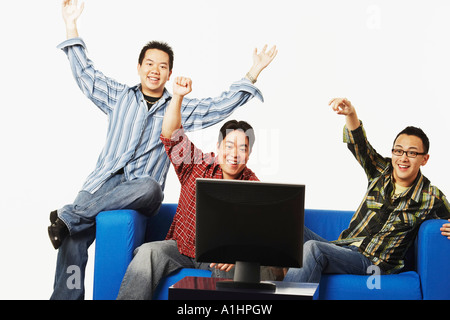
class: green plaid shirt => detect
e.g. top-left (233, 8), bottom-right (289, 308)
top-left (332, 123), bottom-right (450, 274)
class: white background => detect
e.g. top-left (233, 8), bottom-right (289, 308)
top-left (0, 0), bottom-right (449, 299)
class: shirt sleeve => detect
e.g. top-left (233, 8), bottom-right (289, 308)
top-left (179, 78), bottom-right (264, 132)
top-left (160, 128), bottom-right (209, 184)
top-left (344, 121), bottom-right (391, 182)
top-left (57, 38), bottom-right (128, 115)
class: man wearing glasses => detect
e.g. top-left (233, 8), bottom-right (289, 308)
top-left (284, 98), bottom-right (450, 283)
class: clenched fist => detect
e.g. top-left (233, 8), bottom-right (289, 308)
top-left (173, 77), bottom-right (192, 97)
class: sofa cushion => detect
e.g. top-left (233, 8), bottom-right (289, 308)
top-left (145, 203), bottom-right (178, 242)
top-left (304, 209), bottom-right (353, 241)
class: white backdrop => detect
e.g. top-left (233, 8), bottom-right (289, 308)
top-left (0, 0), bottom-right (449, 299)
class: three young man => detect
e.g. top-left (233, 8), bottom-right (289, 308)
top-left (51, 0), bottom-right (450, 300)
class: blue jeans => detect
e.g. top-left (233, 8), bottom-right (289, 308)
top-left (284, 228), bottom-right (374, 283)
top-left (50, 173), bottom-right (163, 300)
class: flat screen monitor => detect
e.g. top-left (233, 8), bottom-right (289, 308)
top-left (195, 179), bottom-right (304, 292)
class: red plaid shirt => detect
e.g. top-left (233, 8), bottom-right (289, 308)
top-left (161, 128), bottom-right (259, 258)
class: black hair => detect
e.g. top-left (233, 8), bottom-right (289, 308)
top-left (138, 41), bottom-right (174, 71)
top-left (394, 126), bottom-right (430, 154)
top-left (218, 120), bottom-right (255, 150)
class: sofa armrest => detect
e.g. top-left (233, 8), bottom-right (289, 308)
top-left (416, 219), bottom-right (450, 300)
top-left (93, 209), bottom-right (147, 300)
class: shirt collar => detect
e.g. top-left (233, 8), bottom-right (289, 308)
top-left (409, 171), bottom-right (426, 203)
top-left (134, 85), bottom-right (172, 105)
top-left (382, 164), bottom-right (425, 203)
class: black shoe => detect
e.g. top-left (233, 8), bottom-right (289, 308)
top-left (48, 214), bottom-right (69, 250)
top-left (50, 210), bottom-right (58, 224)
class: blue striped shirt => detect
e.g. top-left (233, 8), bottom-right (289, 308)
top-left (57, 38), bottom-right (263, 193)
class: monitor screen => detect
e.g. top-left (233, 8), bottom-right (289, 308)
top-left (195, 179), bottom-right (304, 291)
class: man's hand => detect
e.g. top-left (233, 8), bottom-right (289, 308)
top-left (329, 97), bottom-right (360, 131)
top-left (441, 219), bottom-right (450, 240)
top-left (246, 45), bottom-right (278, 83)
top-left (173, 76), bottom-right (193, 98)
top-left (210, 263), bottom-right (235, 273)
top-left (62, 0), bottom-right (84, 39)
top-left (329, 97), bottom-right (355, 116)
top-left (252, 45), bottom-right (278, 72)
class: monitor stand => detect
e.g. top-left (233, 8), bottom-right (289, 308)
top-left (216, 261), bottom-right (276, 293)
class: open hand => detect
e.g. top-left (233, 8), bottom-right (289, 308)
top-left (252, 45), bottom-right (278, 72)
top-left (62, 0), bottom-right (84, 25)
top-left (246, 45), bottom-right (278, 82)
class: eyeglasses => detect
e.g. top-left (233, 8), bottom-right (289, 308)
top-left (392, 149), bottom-right (427, 158)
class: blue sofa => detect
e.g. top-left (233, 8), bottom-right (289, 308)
top-left (93, 204), bottom-right (450, 300)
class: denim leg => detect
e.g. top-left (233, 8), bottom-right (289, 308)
top-left (51, 174), bottom-right (164, 300)
top-left (284, 227), bottom-right (373, 283)
top-left (117, 240), bottom-right (195, 300)
top-left (50, 226), bottom-right (95, 300)
top-left (58, 174), bottom-right (164, 235)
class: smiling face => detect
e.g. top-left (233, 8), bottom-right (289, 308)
top-left (217, 130), bottom-right (251, 180)
top-left (137, 49), bottom-right (172, 97)
top-left (391, 134), bottom-right (429, 187)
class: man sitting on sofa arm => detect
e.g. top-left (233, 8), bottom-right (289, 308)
top-left (116, 76), bottom-right (276, 299)
top-left (284, 97), bottom-right (450, 284)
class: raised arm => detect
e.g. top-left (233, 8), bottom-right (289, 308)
top-left (245, 45), bottom-right (278, 84)
top-left (329, 97), bottom-right (360, 130)
top-left (329, 97), bottom-right (390, 180)
top-left (179, 45), bottom-right (276, 132)
top-left (161, 77), bottom-right (193, 138)
top-left (62, 0), bottom-right (84, 39)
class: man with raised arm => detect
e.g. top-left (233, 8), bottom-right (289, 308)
top-left (284, 98), bottom-right (450, 283)
top-left (117, 76), bottom-right (263, 299)
top-left (49, 0), bottom-right (277, 300)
